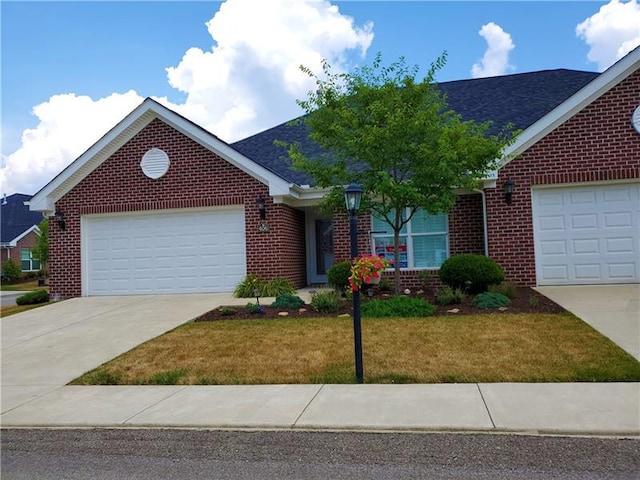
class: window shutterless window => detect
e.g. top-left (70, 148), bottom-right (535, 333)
top-left (21, 249), bottom-right (40, 272)
top-left (371, 209), bottom-right (449, 269)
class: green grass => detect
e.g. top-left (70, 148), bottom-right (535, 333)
top-left (71, 313), bottom-right (640, 385)
top-left (1, 302), bottom-right (51, 317)
top-left (1, 279), bottom-right (46, 291)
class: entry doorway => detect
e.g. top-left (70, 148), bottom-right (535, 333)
top-left (306, 213), bottom-right (334, 285)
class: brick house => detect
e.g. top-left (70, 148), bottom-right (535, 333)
top-left (29, 48), bottom-right (639, 299)
top-left (1, 193), bottom-right (43, 275)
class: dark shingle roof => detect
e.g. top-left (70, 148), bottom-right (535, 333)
top-left (1, 193), bottom-right (42, 243)
top-left (232, 69), bottom-right (599, 187)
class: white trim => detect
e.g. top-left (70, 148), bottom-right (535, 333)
top-left (29, 98), bottom-right (292, 215)
top-left (499, 46), bottom-right (640, 167)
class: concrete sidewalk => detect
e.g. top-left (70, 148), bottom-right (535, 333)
top-left (2, 383), bottom-right (639, 436)
top-left (1, 288), bottom-right (639, 436)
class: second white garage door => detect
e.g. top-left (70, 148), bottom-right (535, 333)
top-left (84, 208), bottom-right (246, 295)
top-left (532, 183), bottom-right (639, 285)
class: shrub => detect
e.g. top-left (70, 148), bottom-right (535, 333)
top-left (378, 277), bottom-right (392, 292)
top-left (2, 259), bottom-right (20, 282)
top-left (310, 290), bottom-right (341, 314)
top-left (246, 302), bottom-right (266, 314)
top-left (271, 294), bottom-right (305, 309)
top-left (362, 296), bottom-right (435, 318)
top-left (435, 286), bottom-right (465, 305)
top-left (16, 289), bottom-right (50, 305)
top-left (234, 274), bottom-right (263, 298)
top-left (488, 283), bottom-right (518, 299)
top-left (261, 277), bottom-right (295, 297)
top-left (327, 260), bottom-right (352, 291)
top-left (219, 307), bottom-right (237, 316)
top-left (473, 292), bottom-right (511, 309)
top-left (438, 254), bottom-right (505, 294)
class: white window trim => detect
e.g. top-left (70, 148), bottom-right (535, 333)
top-left (370, 209), bottom-right (450, 270)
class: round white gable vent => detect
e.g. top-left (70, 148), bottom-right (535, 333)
top-left (140, 148), bottom-right (170, 179)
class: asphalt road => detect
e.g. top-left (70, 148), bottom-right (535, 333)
top-left (0, 292), bottom-right (26, 307)
top-left (2, 429), bottom-right (638, 479)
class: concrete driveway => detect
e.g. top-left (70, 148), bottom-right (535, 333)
top-left (1, 293), bottom-right (234, 412)
top-left (535, 284), bottom-right (640, 361)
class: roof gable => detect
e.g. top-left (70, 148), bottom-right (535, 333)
top-left (501, 46), bottom-right (640, 164)
top-left (28, 98), bottom-right (293, 214)
top-left (1, 193), bottom-right (42, 244)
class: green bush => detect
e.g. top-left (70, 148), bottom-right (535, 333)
top-left (16, 289), bottom-right (50, 305)
top-left (473, 292), bottom-right (511, 309)
top-left (488, 283), bottom-right (518, 299)
top-left (378, 277), bottom-right (392, 292)
top-left (2, 258), bottom-right (21, 282)
top-left (261, 277), bottom-right (295, 297)
top-left (362, 296), bottom-right (435, 318)
top-left (310, 290), bottom-right (341, 314)
top-left (438, 254), bottom-right (505, 294)
top-left (435, 286), bottom-right (465, 305)
top-left (219, 307), bottom-right (237, 316)
top-left (327, 260), bottom-right (352, 291)
top-left (234, 274), bottom-right (295, 298)
top-left (246, 302), bottom-right (266, 314)
top-left (234, 273), bottom-right (263, 298)
top-left (271, 294), bottom-right (305, 309)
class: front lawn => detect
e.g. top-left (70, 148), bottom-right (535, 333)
top-left (71, 313), bottom-right (640, 385)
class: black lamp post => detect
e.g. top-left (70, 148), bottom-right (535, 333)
top-left (345, 183), bottom-right (364, 384)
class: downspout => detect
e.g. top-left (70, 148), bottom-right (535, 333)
top-left (473, 188), bottom-right (489, 256)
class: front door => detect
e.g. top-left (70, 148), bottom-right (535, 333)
top-left (306, 214), bottom-right (334, 284)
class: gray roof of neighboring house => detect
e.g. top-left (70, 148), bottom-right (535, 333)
top-left (232, 68), bottom-right (599, 187)
top-left (1, 193), bottom-right (42, 244)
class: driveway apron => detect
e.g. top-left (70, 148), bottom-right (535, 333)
top-left (1, 294), bottom-right (231, 412)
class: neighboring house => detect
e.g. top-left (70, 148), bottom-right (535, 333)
top-left (29, 47), bottom-right (640, 299)
top-left (1, 193), bottom-right (43, 274)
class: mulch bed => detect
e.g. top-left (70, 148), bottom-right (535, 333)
top-left (194, 286), bottom-right (566, 322)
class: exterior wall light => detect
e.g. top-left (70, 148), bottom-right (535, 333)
top-left (53, 210), bottom-right (66, 230)
top-left (257, 195), bottom-right (266, 220)
top-left (503, 179), bottom-right (515, 205)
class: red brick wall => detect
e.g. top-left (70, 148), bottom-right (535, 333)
top-left (486, 70), bottom-right (640, 285)
top-left (50, 118), bottom-right (307, 298)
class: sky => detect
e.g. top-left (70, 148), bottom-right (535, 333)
top-left (2, 0), bottom-right (640, 196)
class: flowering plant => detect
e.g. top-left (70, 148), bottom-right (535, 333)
top-left (348, 254), bottom-right (392, 292)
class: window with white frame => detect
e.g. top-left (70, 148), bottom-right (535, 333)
top-left (21, 249), bottom-right (40, 272)
top-left (371, 209), bottom-right (449, 269)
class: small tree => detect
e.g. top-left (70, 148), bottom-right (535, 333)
top-left (284, 53), bottom-right (518, 293)
top-left (2, 258), bottom-right (21, 282)
top-left (33, 218), bottom-right (49, 275)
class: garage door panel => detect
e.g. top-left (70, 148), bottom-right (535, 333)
top-left (85, 208), bottom-right (246, 295)
top-left (533, 183), bottom-right (639, 285)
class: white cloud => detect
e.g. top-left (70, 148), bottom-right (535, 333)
top-left (165, 0), bottom-right (373, 142)
top-left (471, 22), bottom-right (515, 79)
top-left (576, 0), bottom-right (640, 71)
top-left (1, 0), bottom-right (373, 196)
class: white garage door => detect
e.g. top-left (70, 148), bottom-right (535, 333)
top-left (532, 183), bottom-right (639, 285)
top-left (84, 208), bottom-right (246, 295)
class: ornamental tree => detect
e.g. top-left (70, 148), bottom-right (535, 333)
top-left (284, 53), bottom-right (518, 293)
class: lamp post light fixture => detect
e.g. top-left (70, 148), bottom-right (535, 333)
top-left (344, 183), bottom-right (364, 384)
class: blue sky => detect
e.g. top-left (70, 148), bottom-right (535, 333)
top-left (2, 0), bottom-right (639, 195)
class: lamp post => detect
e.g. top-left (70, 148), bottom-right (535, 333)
top-left (345, 183), bottom-right (364, 384)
